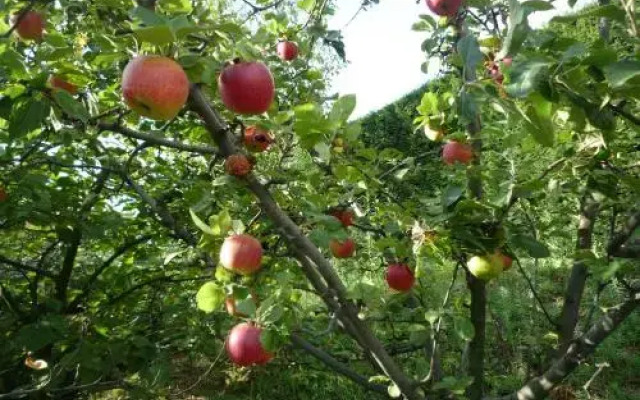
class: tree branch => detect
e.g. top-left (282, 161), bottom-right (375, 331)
top-left (290, 333), bottom-right (388, 395)
top-left (513, 256), bottom-right (558, 329)
top-left (490, 291), bottom-right (640, 400)
top-left (97, 122), bottom-right (219, 156)
top-left (66, 235), bottom-right (152, 313)
top-left (0, 254), bottom-right (55, 278)
top-left (607, 209), bottom-right (640, 256)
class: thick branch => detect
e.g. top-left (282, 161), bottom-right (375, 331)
top-left (558, 195), bottom-right (599, 355)
top-left (607, 209), bottom-right (640, 255)
top-left (97, 122), bottom-right (219, 156)
top-left (491, 292), bottom-right (640, 400)
top-left (188, 85), bottom-right (421, 400)
top-left (290, 334), bottom-right (387, 395)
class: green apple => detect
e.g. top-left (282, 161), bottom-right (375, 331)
top-left (467, 254), bottom-right (503, 281)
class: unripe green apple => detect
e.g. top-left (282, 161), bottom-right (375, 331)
top-left (467, 254), bottom-right (503, 281)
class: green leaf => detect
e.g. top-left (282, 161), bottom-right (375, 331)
top-left (511, 234), bottom-right (550, 258)
top-left (425, 310), bottom-right (440, 325)
top-left (297, 0), bottom-right (315, 12)
top-left (388, 384), bottom-right (401, 398)
top-left (524, 93), bottom-right (554, 147)
top-left (457, 35), bottom-right (483, 74)
top-left (603, 60), bottom-right (640, 88)
top-left (454, 317), bottom-right (475, 341)
top-left (505, 59), bottom-right (551, 98)
top-left (9, 98), bottom-right (50, 138)
top-left (257, 297), bottom-right (284, 325)
top-left (131, 6), bottom-right (167, 26)
top-left (329, 94), bottom-right (356, 124)
top-left (134, 25), bottom-right (175, 45)
top-left (53, 90), bottom-right (89, 123)
top-left (196, 281), bottom-right (225, 313)
top-left (163, 0), bottom-right (193, 13)
top-left (522, 0), bottom-right (554, 11)
top-left (551, 4), bottom-right (626, 24)
top-left (443, 185), bottom-right (464, 207)
top-left (189, 209), bottom-right (216, 236)
top-left (235, 297), bottom-right (257, 317)
top-left (499, 0), bottom-right (532, 58)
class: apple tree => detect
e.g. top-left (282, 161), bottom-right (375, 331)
top-left (0, 0), bottom-right (639, 399)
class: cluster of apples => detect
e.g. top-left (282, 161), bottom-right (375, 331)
top-left (327, 208), bottom-right (357, 258)
top-left (467, 251), bottom-right (513, 281)
top-left (484, 53), bottom-right (512, 86)
top-left (218, 233), bottom-right (273, 366)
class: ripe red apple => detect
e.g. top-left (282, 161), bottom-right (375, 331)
top-left (277, 41), bottom-right (299, 61)
top-left (244, 126), bottom-right (274, 153)
top-left (225, 154), bottom-right (253, 176)
top-left (218, 61), bottom-right (275, 115)
top-left (226, 322), bottom-right (273, 366)
top-left (219, 234), bottom-right (263, 275)
top-left (12, 11), bottom-right (44, 41)
top-left (442, 141), bottom-right (473, 165)
top-left (0, 187), bottom-right (8, 203)
top-left (47, 75), bottom-right (78, 95)
top-left (329, 238), bottom-right (356, 258)
top-left (121, 55), bottom-right (189, 121)
top-left (385, 263), bottom-right (415, 292)
top-left (426, 0), bottom-right (462, 17)
top-left (329, 209), bottom-right (354, 227)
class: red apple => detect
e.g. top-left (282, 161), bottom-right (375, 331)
top-left (218, 61), bottom-right (275, 115)
top-left (426, 0), bottom-right (462, 17)
top-left (12, 11), bottom-right (44, 41)
top-left (0, 187), bottom-right (7, 203)
top-left (329, 209), bottom-right (354, 227)
top-left (226, 322), bottom-right (273, 366)
top-left (442, 141), bottom-right (473, 165)
top-left (501, 57), bottom-right (512, 68)
top-left (121, 55), bottom-right (189, 120)
top-left (47, 75), bottom-right (78, 95)
top-left (219, 234), bottom-right (263, 275)
top-left (244, 126), bottom-right (274, 153)
top-left (385, 263), bottom-right (415, 292)
top-left (277, 41), bottom-right (299, 61)
top-left (329, 238), bottom-right (356, 258)
top-left (225, 154), bottom-right (253, 176)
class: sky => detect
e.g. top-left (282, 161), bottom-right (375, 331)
top-left (328, 0), bottom-right (594, 119)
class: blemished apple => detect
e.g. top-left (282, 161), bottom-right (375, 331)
top-left (329, 209), bottom-right (355, 227)
top-left (225, 154), bottom-right (253, 176)
top-left (467, 254), bottom-right (503, 281)
top-left (244, 126), bottom-right (274, 153)
top-left (12, 11), bottom-right (44, 41)
top-left (218, 61), bottom-right (275, 115)
top-left (226, 323), bottom-right (273, 366)
top-left (47, 75), bottom-right (78, 95)
top-left (277, 41), bottom-right (299, 61)
top-left (426, 0), bottom-right (463, 17)
top-left (219, 234), bottom-right (263, 275)
top-left (442, 141), bottom-right (473, 165)
top-left (329, 238), bottom-right (356, 258)
top-left (385, 263), bottom-right (415, 292)
top-left (121, 55), bottom-right (189, 121)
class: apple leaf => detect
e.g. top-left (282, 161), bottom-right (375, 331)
top-left (235, 298), bottom-right (257, 318)
top-left (9, 98), bottom-right (50, 139)
top-left (329, 94), bottom-right (357, 124)
top-left (189, 209), bottom-right (216, 236)
top-left (505, 59), bottom-right (552, 98)
top-left (53, 90), bottom-right (89, 123)
top-left (297, 0), bottom-right (315, 12)
top-left (196, 281), bottom-right (224, 313)
top-left (442, 185), bottom-right (464, 207)
top-left (522, 0), bottom-right (554, 11)
top-left (454, 317), bottom-right (475, 341)
top-left (510, 234), bottom-right (550, 258)
top-left (257, 296), bottom-right (285, 325)
top-left (498, 0), bottom-right (531, 59)
top-left (409, 325), bottom-right (430, 346)
top-left (163, 0), bottom-right (193, 13)
top-left (424, 310), bottom-right (440, 325)
top-left (551, 4), bottom-right (626, 24)
top-left (134, 25), bottom-right (175, 46)
top-left (130, 6), bottom-right (167, 26)
top-left (457, 35), bottom-right (483, 75)
top-left (603, 60), bottom-right (640, 88)
top-left (524, 93), bottom-right (554, 147)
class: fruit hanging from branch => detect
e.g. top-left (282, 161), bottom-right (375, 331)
top-left (11, 11), bottom-right (44, 41)
top-left (226, 323), bottom-right (273, 366)
top-left (218, 60), bottom-right (275, 115)
top-left (244, 126), bottom-right (274, 153)
top-left (425, 0), bottom-right (462, 17)
top-left (385, 263), bottom-right (415, 292)
top-left (496, 251), bottom-right (513, 271)
top-left (467, 254), bottom-right (503, 281)
top-left (442, 141), bottom-right (473, 165)
top-left (277, 41), bottom-right (299, 61)
top-left (121, 55), bottom-right (189, 120)
top-left (329, 208), bottom-right (355, 228)
top-left (219, 234), bottom-right (263, 275)
top-left (329, 238), bottom-right (356, 258)
top-left (225, 154), bottom-right (253, 176)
